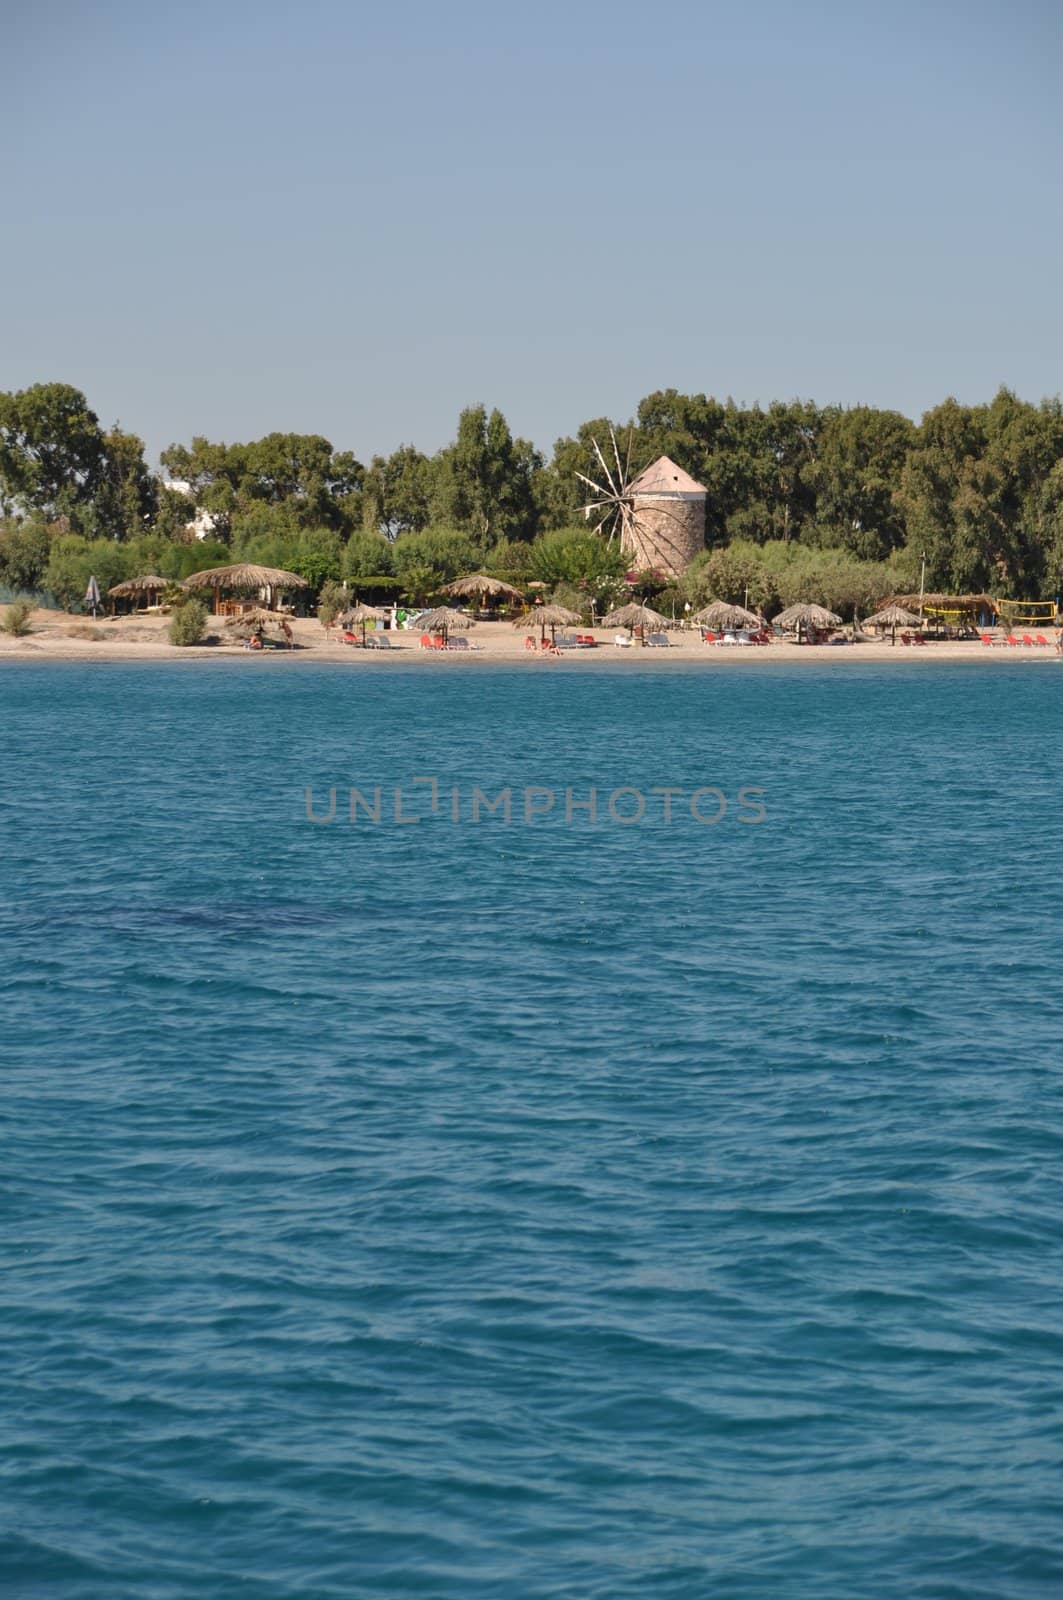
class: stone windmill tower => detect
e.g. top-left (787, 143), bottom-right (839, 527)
top-left (578, 432), bottom-right (707, 577)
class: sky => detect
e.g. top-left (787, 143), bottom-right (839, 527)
top-left (4, 0), bottom-right (1062, 468)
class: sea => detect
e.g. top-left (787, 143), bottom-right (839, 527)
top-left (2, 658), bottom-right (1062, 1600)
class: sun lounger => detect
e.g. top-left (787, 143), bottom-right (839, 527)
top-left (1022, 635), bottom-right (1036, 647)
top-left (979, 633), bottom-right (995, 646)
top-left (576, 634), bottom-right (597, 647)
top-left (647, 632), bottom-right (670, 648)
top-left (702, 630), bottom-right (717, 643)
top-left (1036, 635), bottom-right (1050, 646)
top-left (342, 630), bottom-right (359, 645)
top-left (372, 633), bottom-right (396, 648)
top-left (613, 633), bottom-right (632, 647)
top-left (1005, 636), bottom-right (1020, 646)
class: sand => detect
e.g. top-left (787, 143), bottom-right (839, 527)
top-left (0, 606), bottom-right (1058, 665)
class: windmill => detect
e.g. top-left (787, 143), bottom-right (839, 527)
top-left (576, 428), bottom-right (708, 577)
top-left (576, 427), bottom-right (639, 547)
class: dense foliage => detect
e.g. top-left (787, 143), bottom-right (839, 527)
top-left (3, 381), bottom-right (1063, 608)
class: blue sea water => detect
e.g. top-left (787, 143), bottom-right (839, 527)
top-left (2, 658), bottom-right (1063, 1600)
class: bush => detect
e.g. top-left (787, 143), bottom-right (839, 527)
top-left (169, 599), bottom-right (207, 645)
top-left (0, 600), bottom-right (34, 636)
top-left (316, 579), bottom-right (346, 626)
top-left (527, 527), bottom-right (626, 588)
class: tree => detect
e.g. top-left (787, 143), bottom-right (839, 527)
top-left (43, 535), bottom-right (129, 609)
top-left (342, 530), bottom-right (396, 581)
top-left (805, 406), bottom-right (915, 559)
top-left (0, 517), bottom-right (54, 592)
top-left (362, 445), bottom-right (434, 535)
top-left (235, 526), bottom-right (344, 591)
top-left (432, 405), bottom-right (541, 545)
top-left (392, 528), bottom-right (478, 598)
top-left (160, 431), bottom-right (364, 537)
top-left (0, 383), bottom-right (105, 524)
top-left (90, 426), bottom-right (158, 540)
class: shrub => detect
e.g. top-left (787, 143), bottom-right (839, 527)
top-left (0, 600), bottom-right (34, 636)
top-left (169, 599), bottom-right (207, 645)
top-left (316, 579), bottom-right (346, 626)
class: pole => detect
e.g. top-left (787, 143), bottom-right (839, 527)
top-left (918, 553), bottom-right (926, 622)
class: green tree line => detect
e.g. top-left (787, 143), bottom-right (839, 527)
top-left (4, 380), bottom-right (1063, 608)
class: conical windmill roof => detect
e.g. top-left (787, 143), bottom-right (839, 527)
top-left (628, 456), bottom-right (707, 497)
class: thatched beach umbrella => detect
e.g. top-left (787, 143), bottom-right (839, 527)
top-left (692, 602), bottom-right (764, 631)
top-left (338, 602), bottom-right (387, 645)
top-left (182, 563), bottom-right (308, 613)
top-left (444, 573), bottom-right (525, 606)
top-left (415, 606), bottom-right (474, 644)
top-left (107, 576), bottom-right (170, 611)
top-left (773, 603), bottom-right (842, 641)
top-left (863, 603), bottom-right (922, 645)
top-left (107, 575), bottom-right (170, 614)
top-left (224, 609), bottom-right (294, 647)
top-left (602, 601), bottom-right (670, 637)
top-left (513, 603), bottom-right (581, 644)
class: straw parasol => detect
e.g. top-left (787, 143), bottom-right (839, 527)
top-left (601, 601), bottom-right (670, 637)
top-left (863, 603), bottom-right (922, 645)
top-left (887, 592), bottom-right (996, 615)
top-left (182, 563), bottom-right (309, 613)
top-left (444, 573), bottom-right (525, 605)
top-left (107, 575), bottom-right (170, 613)
top-left (513, 603), bottom-right (580, 644)
top-left (773, 603), bottom-right (842, 640)
top-left (224, 609), bottom-right (294, 646)
top-left (338, 602), bottom-right (387, 646)
top-left (415, 606), bottom-right (474, 644)
top-left (692, 602), bottom-right (764, 631)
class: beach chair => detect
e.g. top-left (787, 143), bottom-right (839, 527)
top-left (613, 633), bottom-right (632, 647)
top-left (647, 632), bottom-right (670, 648)
top-left (576, 634), bottom-right (597, 647)
top-left (1036, 635), bottom-right (1050, 647)
top-left (1022, 635), bottom-right (1036, 647)
top-left (912, 633), bottom-right (928, 646)
top-left (342, 630), bottom-right (358, 646)
top-left (373, 634), bottom-right (396, 649)
top-left (979, 633), bottom-right (995, 646)
top-left (1005, 635), bottom-right (1020, 647)
top-left (419, 633), bottom-right (432, 649)
top-left (702, 630), bottom-right (717, 643)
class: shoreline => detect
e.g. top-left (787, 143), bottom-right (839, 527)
top-left (2, 607), bottom-right (1060, 666)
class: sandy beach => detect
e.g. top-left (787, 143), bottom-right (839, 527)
top-left (1, 605), bottom-right (1058, 665)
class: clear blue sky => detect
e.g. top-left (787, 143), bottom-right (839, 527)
top-left (4, 0), bottom-right (1061, 467)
